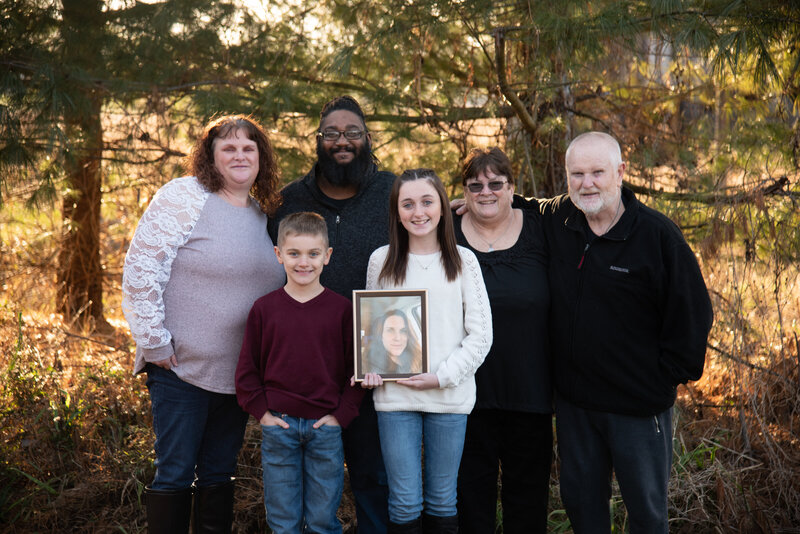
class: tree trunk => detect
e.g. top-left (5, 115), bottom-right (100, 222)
top-left (57, 0), bottom-right (108, 329)
top-left (57, 99), bottom-right (105, 327)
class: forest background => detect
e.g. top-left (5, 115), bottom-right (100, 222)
top-left (1, 0), bottom-right (799, 532)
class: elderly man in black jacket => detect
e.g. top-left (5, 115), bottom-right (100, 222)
top-left (538, 131), bottom-right (713, 534)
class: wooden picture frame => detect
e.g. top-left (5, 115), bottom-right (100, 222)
top-left (353, 289), bottom-right (428, 381)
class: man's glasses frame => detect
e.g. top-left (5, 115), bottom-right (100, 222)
top-left (318, 129), bottom-right (365, 142)
top-left (465, 180), bottom-right (509, 193)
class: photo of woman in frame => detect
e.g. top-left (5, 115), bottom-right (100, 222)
top-left (364, 309), bottom-right (423, 375)
top-left (353, 290), bottom-right (428, 380)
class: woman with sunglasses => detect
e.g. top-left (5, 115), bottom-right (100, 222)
top-left (454, 147), bottom-right (553, 534)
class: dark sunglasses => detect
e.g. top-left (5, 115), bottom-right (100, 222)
top-left (465, 180), bottom-right (508, 193)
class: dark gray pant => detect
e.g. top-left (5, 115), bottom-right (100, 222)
top-left (555, 395), bottom-right (672, 534)
top-left (457, 409), bottom-right (553, 534)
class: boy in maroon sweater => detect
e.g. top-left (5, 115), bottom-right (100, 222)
top-left (236, 212), bottom-right (363, 534)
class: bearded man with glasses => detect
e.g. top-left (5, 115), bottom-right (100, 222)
top-left (269, 95), bottom-right (394, 533)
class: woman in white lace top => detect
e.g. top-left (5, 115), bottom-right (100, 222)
top-left (122, 115), bottom-right (284, 534)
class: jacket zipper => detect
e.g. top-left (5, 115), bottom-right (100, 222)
top-left (577, 243), bottom-right (590, 269)
top-left (654, 415), bottom-right (661, 434)
top-left (569, 241), bottom-right (591, 399)
top-left (334, 215), bottom-right (340, 247)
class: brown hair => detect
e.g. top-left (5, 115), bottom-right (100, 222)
top-left (277, 212), bottom-right (329, 248)
top-left (461, 146), bottom-right (515, 186)
top-left (187, 114), bottom-right (280, 215)
top-left (366, 309), bottom-right (422, 373)
top-left (379, 169), bottom-right (462, 285)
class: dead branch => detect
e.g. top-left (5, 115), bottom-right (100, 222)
top-left (626, 175), bottom-right (795, 205)
top-left (493, 28), bottom-right (539, 136)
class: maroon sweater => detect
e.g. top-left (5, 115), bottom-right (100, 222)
top-left (235, 287), bottom-right (363, 428)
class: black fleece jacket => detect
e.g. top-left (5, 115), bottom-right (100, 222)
top-left (268, 162), bottom-right (395, 299)
top-left (538, 188), bottom-right (713, 416)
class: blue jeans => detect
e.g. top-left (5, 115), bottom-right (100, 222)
top-left (556, 394), bottom-right (672, 534)
top-left (261, 415), bottom-right (344, 534)
top-left (377, 411), bottom-right (467, 523)
top-left (145, 364), bottom-right (248, 490)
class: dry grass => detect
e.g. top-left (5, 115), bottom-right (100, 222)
top-left (3, 310), bottom-right (797, 533)
top-left (668, 348), bottom-right (800, 533)
top-left (1, 188), bottom-right (799, 533)
top-left (0, 308), bottom-right (360, 533)
top-left (0, 309), bottom-right (151, 532)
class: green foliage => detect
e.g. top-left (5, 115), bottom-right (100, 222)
top-left (0, 314), bottom-right (59, 524)
top-left (47, 390), bottom-right (85, 452)
top-left (547, 507), bottom-right (573, 533)
top-left (2, 0), bottom-right (797, 195)
top-left (3, 314), bottom-right (48, 410)
top-left (674, 433), bottom-right (722, 474)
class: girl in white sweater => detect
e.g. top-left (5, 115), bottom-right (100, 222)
top-left (363, 169), bottom-right (492, 533)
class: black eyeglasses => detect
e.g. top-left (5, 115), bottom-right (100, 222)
top-left (465, 180), bottom-right (508, 193)
top-left (318, 129), bottom-right (365, 141)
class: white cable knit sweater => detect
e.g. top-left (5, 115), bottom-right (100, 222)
top-left (366, 245), bottom-right (492, 414)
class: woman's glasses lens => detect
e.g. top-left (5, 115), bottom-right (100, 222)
top-left (466, 181), bottom-right (507, 193)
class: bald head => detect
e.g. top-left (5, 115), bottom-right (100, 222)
top-left (565, 132), bottom-right (622, 175)
top-left (565, 131), bottom-right (626, 226)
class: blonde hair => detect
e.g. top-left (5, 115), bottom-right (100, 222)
top-left (277, 212), bottom-right (329, 248)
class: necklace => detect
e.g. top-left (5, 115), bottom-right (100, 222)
top-left (411, 253), bottom-right (438, 270)
top-left (601, 196), bottom-right (623, 235)
top-left (468, 210), bottom-right (516, 252)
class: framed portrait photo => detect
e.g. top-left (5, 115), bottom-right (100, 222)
top-left (353, 289), bottom-right (429, 381)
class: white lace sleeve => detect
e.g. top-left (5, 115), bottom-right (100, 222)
top-left (121, 177), bottom-right (209, 353)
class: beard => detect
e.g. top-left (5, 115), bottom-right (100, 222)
top-left (569, 187), bottom-right (619, 217)
top-left (316, 138), bottom-right (373, 188)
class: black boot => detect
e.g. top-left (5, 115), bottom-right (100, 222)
top-left (145, 486), bottom-right (192, 534)
top-left (388, 516), bottom-right (422, 534)
top-left (422, 513), bottom-right (458, 534)
top-left (192, 480), bottom-right (235, 534)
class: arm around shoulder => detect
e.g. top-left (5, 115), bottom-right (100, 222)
top-left (511, 193), bottom-right (541, 211)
